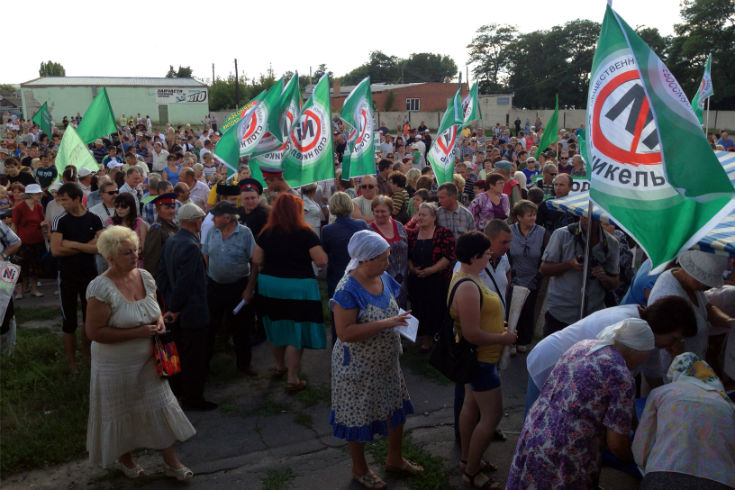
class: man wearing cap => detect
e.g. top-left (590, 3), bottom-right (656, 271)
top-left (143, 192), bottom-right (179, 276)
top-left (539, 216), bottom-right (620, 337)
top-left (92, 139), bottom-right (108, 163)
top-left (78, 168), bottom-right (94, 196)
top-left (238, 178), bottom-right (269, 237)
top-left (260, 166), bottom-right (297, 205)
top-left (201, 184), bottom-right (240, 246)
top-left (158, 202), bottom-right (215, 411)
top-left (494, 160), bottom-right (522, 209)
top-left (414, 134), bottom-right (426, 167)
top-left (202, 201), bottom-right (258, 375)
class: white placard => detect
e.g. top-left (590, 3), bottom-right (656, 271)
top-left (395, 308), bottom-right (419, 342)
top-left (155, 88), bottom-right (208, 104)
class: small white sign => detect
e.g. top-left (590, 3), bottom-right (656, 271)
top-left (395, 308), bottom-right (419, 342)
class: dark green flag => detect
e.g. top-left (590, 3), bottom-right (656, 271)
top-left (535, 94), bottom-right (558, 159)
top-left (76, 88), bottom-right (118, 144)
top-left (31, 102), bottom-right (53, 138)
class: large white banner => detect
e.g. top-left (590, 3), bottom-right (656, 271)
top-left (155, 88), bottom-right (208, 104)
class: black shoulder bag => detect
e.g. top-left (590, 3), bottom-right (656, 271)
top-left (429, 278), bottom-right (482, 384)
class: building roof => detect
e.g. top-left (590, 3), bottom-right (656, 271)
top-left (21, 77), bottom-right (207, 88)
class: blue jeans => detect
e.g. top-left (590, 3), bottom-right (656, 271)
top-left (524, 377), bottom-right (541, 420)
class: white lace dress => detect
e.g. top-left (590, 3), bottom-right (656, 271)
top-left (86, 269), bottom-right (195, 468)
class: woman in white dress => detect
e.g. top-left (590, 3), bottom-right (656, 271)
top-left (85, 226), bottom-right (195, 480)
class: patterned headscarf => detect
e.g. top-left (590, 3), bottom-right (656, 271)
top-left (667, 352), bottom-right (734, 408)
top-left (345, 230), bottom-right (390, 274)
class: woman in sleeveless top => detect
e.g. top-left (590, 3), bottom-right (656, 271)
top-left (449, 231), bottom-right (517, 490)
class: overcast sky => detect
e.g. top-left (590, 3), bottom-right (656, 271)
top-left (4, 0), bottom-right (683, 86)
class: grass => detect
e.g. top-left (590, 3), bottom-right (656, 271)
top-left (0, 329), bottom-right (89, 475)
top-left (293, 411), bottom-right (313, 429)
top-left (295, 382), bottom-right (330, 408)
top-left (400, 344), bottom-right (453, 386)
top-left (366, 434), bottom-right (456, 490)
top-left (14, 306), bottom-right (61, 324)
top-left (261, 467), bottom-right (295, 490)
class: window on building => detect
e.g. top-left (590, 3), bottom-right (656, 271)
top-left (406, 98), bottom-right (420, 112)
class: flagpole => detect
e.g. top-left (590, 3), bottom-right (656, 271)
top-left (705, 97), bottom-right (710, 136)
top-left (579, 200), bottom-right (594, 320)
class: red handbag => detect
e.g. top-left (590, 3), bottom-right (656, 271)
top-left (153, 332), bottom-right (181, 378)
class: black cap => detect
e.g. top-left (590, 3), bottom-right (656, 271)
top-left (239, 178), bottom-right (263, 195)
top-left (216, 184), bottom-right (240, 196)
top-left (151, 192), bottom-right (177, 206)
top-left (211, 201), bottom-right (239, 216)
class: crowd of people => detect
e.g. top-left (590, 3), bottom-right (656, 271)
top-left (0, 110), bottom-right (733, 488)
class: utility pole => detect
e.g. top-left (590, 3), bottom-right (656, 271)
top-left (212, 63), bottom-right (215, 83)
top-left (234, 58), bottom-right (240, 107)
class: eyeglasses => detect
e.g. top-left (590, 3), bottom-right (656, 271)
top-left (105, 190), bottom-right (119, 195)
top-left (361, 184), bottom-right (376, 189)
top-left (560, 157), bottom-right (568, 160)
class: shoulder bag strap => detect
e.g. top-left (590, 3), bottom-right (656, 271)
top-left (483, 265), bottom-right (506, 314)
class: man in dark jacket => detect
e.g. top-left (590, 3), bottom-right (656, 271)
top-left (158, 202), bottom-right (215, 411)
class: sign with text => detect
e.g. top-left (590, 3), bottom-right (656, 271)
top-left (155, 88), bottom-right (208, 104)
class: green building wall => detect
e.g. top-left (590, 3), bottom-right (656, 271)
top-left (21, 85), bottom-right (209, 127)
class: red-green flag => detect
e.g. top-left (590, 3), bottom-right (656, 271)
top-left (340, 77), bottom-right (376, 179)
top-left (76, 88), bottom-right (118, 144)
top-left (31, 102), bottom-right (53, 138)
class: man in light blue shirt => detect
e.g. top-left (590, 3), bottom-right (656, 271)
top-left (202, 201), bottom-right (257, 374)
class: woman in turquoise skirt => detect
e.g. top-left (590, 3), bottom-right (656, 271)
top-left (252, 193), bottom-right (327, 394)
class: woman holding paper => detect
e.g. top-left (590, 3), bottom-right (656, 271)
top-left (330, 230), bottom-right (423, 489)
top-left (450, 231), bottom-right (517, 490)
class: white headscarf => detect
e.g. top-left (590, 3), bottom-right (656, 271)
top-left (345, 230), bottom-right (390, 273)
top-left (589, 318), bottom-right (655, 354)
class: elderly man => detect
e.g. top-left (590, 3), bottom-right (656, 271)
top-left (537, 173), bottom-right (578, 232)
top-left (202, 201), bottom-right (258, 375)
top-left (201, 184), bottom-right (240, 246)
top-left (178, 168), bottom-right (209, 210)
top-left (92, 139), bottom-right (108, 163)
top-left (151, 141), bottom-right (169, 172)
top-left (533, 163), bottom-right (558, 197)
top-left (140, 173), bottom-right (162, 225)
top-left (351, 175), bottom-right (378, 223)
top-left (436, 182), bottom-right (474, 241)
top-left (237, 178), bottom-right (269, 237)
top-left (539, 215), bottom-right (620, 337)
top-left (570, 155), bottom-right (586, 177)
top-left (143, 192), bottom-right (179, 275)
top-left (717, 131), bottom-right (734, 151)
top-left (119, 167), bottom-right (143, 211)
top-left (494, 160), bottom-right (522, 209)
top-left (158, 203), bottom-right (215, 411)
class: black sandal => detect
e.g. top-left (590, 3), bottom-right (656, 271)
top-left (459, 459), bottom-right (498, 473)
top-left (462, 469), bottom-right (501, 489)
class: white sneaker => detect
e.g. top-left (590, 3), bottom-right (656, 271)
top-left (14, 292), bottom-right (23, 300)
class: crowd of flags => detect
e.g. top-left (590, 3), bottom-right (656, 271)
top-left (26, 4), bottom-right (731, 274)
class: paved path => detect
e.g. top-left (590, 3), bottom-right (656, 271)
top-left (3, 280), bottom-right (640, 489)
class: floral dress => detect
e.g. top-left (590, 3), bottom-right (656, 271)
top-left (329, 272), bottom-right (413, 442)
top-left (468, 192), bottom-right (509, 231)
top-left (507, 340), bottom-right (635, 489)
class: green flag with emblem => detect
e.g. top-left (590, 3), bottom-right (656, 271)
top-left (281, 74), bottom-right (335, 188)
top-left (585, 5), bottom-right (734, 272)
top-left (461, 82), bottom-right (482, 128)
top-left (427, 88), bottom-right (463, 184)
top-left (690, 53), bottom-right (713, 125)
top-left (340, 77), bottom-right (376, 179)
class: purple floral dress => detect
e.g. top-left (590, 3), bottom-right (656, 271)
top-left (507, 340), bottom-right (635, 489)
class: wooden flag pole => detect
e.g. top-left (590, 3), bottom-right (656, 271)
top-left (705, 97), bottom-right (711, 137)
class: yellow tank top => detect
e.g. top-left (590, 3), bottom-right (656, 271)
top-left (448, 270), bottom-right (505, 364)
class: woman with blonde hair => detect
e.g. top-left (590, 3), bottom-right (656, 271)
top-left (86, 226), bottom-right (195, 480)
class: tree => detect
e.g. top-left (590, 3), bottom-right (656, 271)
top-left (39, 61), bottom-right (65, 77)
top-left (636, 27), bottom-right (670, 61)
top-left (402, 53), bottom-right (457, 82)
top-left (165, 65), bottom-right (193, 78)
top-left (668, 0), bottom-right (735, 110)
top-left (467, 24), bottom-right (517, 93)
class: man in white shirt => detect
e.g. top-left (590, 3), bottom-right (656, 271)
top-left (179, 167), bottom-right (210, 210)
top-left (199, 140), bottom-right (213, 163)
top-left (151, 141), bottom-right (169, 172)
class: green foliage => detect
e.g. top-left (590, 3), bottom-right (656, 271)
top-left (261, 467), bottom-right (295, 490)
top-left (39, 60), bottom-right (65, 77)
top-left (384, 90), bottom-right (396, 111)
top-left (341, 51), bottom-right (457, 85)
top-left (165, 65), bottom-right (193, 78)
top-left (1, 329), bottom-right (88, 475)
top-left (366, 435), bottom-right (456, 490)
top-left (208, 72), bottom-right (278, 112)
top-left (0, 83), bottom-right (17, 92)
top-left (466, 1), bottom-right (735, 109)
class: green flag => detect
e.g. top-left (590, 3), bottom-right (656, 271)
top-left (281, 74), bottom-right (335, 188)
top-left (585, 5), bottom-right (735, 271)
top-left (535, 94), bottom-right (558, 159)
top-left (76, 87), bottom-right (118, 144)
top-left (55, 126), bottom-right (100, 178)
top-left (250, 74), bottom-right (303, 183)
top-left (690, 53), bottom-right (714, 125)
top-left (32, 102), bottom-right (53, 138)
top-left (461, 82), bottom-right (482, 128)
top-left (340, 77), bottom-right (376, 179)
top-left (213, 80), bottom-right (283, 179)
top-left (427, 88), bottom-right (463, 184)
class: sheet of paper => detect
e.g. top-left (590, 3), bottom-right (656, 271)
top-left (395, 308), bottom-right (419, 342)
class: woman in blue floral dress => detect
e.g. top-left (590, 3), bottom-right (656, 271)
top-left (330, 230), bottom-right (423, 489)
top-left (507, 319), bottom-right (655, 489)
